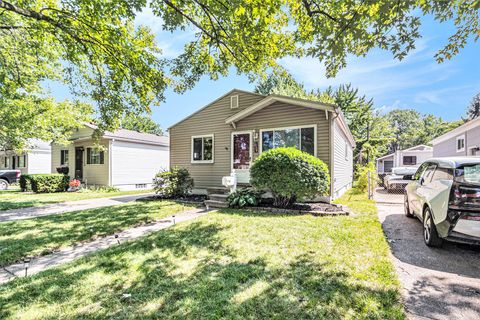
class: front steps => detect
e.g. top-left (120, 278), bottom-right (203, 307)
top-left (205, 187), bottom-right (230, 209)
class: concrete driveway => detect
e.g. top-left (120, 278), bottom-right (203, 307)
top-left (377, 203), bottom-right (480, 319)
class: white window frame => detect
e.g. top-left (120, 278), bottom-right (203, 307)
top-left (456, 135), bottom-right (465, 153)
top-left (60, 149), bottom-right (69, 166)
top-left (16, 155), bottom-right (26, 168)
top-left (86, 146), bottom-right (104, 165)
top-left (259, 124), bottom-right (317, 157)
top-left (191, 134), bottom-right (215, 164)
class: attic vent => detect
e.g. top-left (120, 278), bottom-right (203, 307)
top-left (230, 95), bottom-right (239, 109)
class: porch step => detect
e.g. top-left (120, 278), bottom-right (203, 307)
top-left (209, 194), bottom-right (229, 202)
top-left (204, 200), bottom-right (229, 209)
top-left (206, 187), bottom-right (229, 195)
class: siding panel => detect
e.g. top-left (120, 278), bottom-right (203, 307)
top-left (333, 121), bottom-right (353, 198)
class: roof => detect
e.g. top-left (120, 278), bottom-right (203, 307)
top-left (84, 123), bottom-right (169, 146)
top-left (168, 89), bottom-right (266, 129)
top-left (430, 118), bottom-right (478, 145)
top-left (427, 157), bottom-right (480, 168)
top-left (376, 144), bottom-right (433, 161)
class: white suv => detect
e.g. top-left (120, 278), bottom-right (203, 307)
top-left (405, 157), bottom-right (480, 247)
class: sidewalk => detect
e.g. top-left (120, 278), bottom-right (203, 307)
top-left (0, 207), bottom-right (209, 284)
top-left (0, 193), bottom-right (155, 222)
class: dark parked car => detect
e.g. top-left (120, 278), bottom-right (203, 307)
top-left (0, 170), bottom-right (21, 190)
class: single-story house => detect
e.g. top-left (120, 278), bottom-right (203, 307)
top-left (376, 144), bottom-right (433, 174)
top-left (431, 117), bottom-right (480, 157)
top-left (0, 139), bottom-right (52, 175)
top-left (51, 124), bottom-right (169, 190)
top-left (169, 89), bottom-right (356, 200)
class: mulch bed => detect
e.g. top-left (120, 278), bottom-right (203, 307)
top-left (243, 200), bottom-right (350, 216)
top-left (139, 194), bottom-right (207, 205)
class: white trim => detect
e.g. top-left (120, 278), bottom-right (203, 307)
top-left (259, 124), bottom-right (317, 157)
top-left (456, 135), bottom-right (466, 153)
top-left (60, 149), bottom-right (70, 166)
top-left (109, 140), bottom-right (113, 186)
top-left (225, 95), bottom-right (335, 125)
top-left (230, 95), bottom-right (239, 109)
top-left (231, 131), bottom-right (253, 182)
top-left (191, 134), bottom-right (215, 164)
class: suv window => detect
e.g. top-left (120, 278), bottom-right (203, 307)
top-left (421, 164), bottom-right (437, 184)
top-left (414, 162), bottom-right (429, 180)
top-left (431, 167), bottom-right (454, 182)
top-left (455, 163), bottom-right (480, 184)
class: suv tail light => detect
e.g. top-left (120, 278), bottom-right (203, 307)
top-left (449, 182), bottom-right (480, 209)
top-left (16, 170), bottom-right (21, 178)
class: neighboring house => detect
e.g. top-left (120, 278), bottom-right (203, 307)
top-left (51, 124), bottom-right (169, 190)
top-left (431, 117), bottom-right (480, 157)
top-left (376, 144), bottom-right (433, 174)
top-left (169, 89), bottom-right (356, 200)
top-left (0, 139), bottom-right (51, 175)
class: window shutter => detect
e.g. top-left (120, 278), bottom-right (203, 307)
top-left (230, 95), bottom-right (239, 109)
top-left (100, 151), bottom-right (104, 164)
top-left (86, 148), bottom-right (91, 164)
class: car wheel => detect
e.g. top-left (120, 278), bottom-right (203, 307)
top-left (423, 207), bottom-right (443, 247)
top-left (404, 193), bottom-right (414, 218)
top-left (0, 179), bottom-right (9, 190)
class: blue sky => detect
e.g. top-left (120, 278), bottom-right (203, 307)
top-left (51, 10), bottom-right (480, 129)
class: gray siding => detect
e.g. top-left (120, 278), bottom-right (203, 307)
top-left (433, 125), bottom-right (480, 157)
top-left (332, 121), bottom-right (353, 198)
top-left (169, 90), bottom-right (332, 190)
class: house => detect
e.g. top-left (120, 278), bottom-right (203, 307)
top-left (169, 89), bottom-right (356, 200)
top-left (51, 124), bottom-right (169, 190)
top-left (0, 139), bottom-right (52, 174)
top-left (431, 117), bottom-right (480, 157)
top-left (376, 144), bottom-right (433, 175)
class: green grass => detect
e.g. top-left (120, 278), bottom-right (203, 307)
top-left (0, 189), bottom-right (153, 211)
top-left (0, 190), bottom-right (404, 319)
top-left (0, 200), bottom-right (195, 267)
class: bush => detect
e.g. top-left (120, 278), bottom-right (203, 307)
top-left (227, 188), bottom-right (263, 208)
top-left (250, 147), bottom-right (330, 207)
top-left (153, 167), bottom-right (194, 198)
top-left (19, 174), bottom-right (32, 192)
top-left (29, 174), bottom-right (70, 193)
top-left (354, 162), bottom-right (378, 193)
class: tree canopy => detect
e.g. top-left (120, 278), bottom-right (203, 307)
top-left (2, 0), bottom-right (479, 149)
top-left (121, 113), bottom-right (163, 135)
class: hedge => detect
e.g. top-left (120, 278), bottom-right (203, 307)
top-left (28, 174), bottom-right (70, 193)
top-left (19, 174), bottom-right (33, 192)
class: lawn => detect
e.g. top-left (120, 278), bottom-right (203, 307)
top-left (0, 200), bottom-right (195, 267)
top-left (0, 190), bottom-right (404, 319)
top-left (0, 188), bottom-right (153, 211)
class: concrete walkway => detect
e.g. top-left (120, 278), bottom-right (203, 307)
top-left (0, 207), bottom-right (209, 284)
top-left (0, 193), bottom-right (155, 222)
top-left (377, 202), bottom-right (480, 320)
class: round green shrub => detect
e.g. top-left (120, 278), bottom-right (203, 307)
top-left (250, 147), bottom-right (330, 207)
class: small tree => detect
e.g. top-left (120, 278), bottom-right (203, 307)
top-left (250, 147), bottom-right (330, 207)
top-left (153, 167), bottom-right (194, 198)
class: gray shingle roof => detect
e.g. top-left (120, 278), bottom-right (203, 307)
top-left (84, 123), bottom-right (169, 146)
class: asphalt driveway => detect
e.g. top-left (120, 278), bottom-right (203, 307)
top-left (377, 202), bottom-right (480, 320)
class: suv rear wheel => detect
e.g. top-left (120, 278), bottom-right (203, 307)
top-left (423, 207), bottom-right (443, 247)
top-left (404, 193), bottom-right (414, 218)
top-left (0, 179), bottom-right (9, 190)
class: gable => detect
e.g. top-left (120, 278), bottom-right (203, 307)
top-left (169, 89), bottom-right (265, 130)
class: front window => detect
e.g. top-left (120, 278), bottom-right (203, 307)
top-left (192, 135), bottom-right (214, 163)
top-left (17, 155), bottom-right (26, 168)
top-left (61, 150), bottom-right (69, 166)
top-left (403, 156), bottom-right (417, 165)
top-left (261, 126), bottom-right (315, 156)
top-left (457, 136), bottom-right (465, 152)
top-left (86, 147), bottom-right (104, 165)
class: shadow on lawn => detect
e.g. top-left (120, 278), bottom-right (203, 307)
top-left (0, 201), bottom-right (184, 267)
top-left (0, 219), bottom-right (402, 319)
